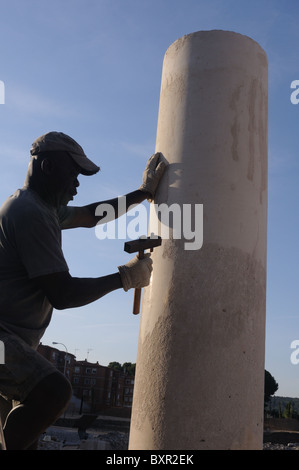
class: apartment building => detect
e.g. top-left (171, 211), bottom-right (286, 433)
top-left (38, 343), bottom-right (76, 381)
top-left (37, 343), bottom-right (134, 413)
top-left (72, 360), bottom-right (113, 412)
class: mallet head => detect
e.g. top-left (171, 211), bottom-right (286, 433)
top-left (124, 235), bottom-right (162, 254)
top-left (124, 235), bottom-right (162, 315)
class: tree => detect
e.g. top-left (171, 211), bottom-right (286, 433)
top-left (283, 402), bottom-right (292, 418)
top-left (264, 370), bottom-right (278, 408)
top-left (108, 361), bottom-right (122, 371)
top-left (108, 361), bottom-right (136, 375)
top-left (122, 362), bottom-right (136, 376)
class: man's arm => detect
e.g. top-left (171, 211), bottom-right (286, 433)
top-left (59, 152), bottom-right (166, 229)
top-left (34, 271), bottom-right (123, 309)
top-left (60, 190), bottom-right (149, 229)
top-left (34, 254), bottom-right (153, 310)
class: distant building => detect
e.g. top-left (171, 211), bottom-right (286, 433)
top-left (72, 360), bottom-right (112, 412)
top-left (37, 343), bottom-right (134, 413)
top-left (38, 343), bottom-right (76, 380)
top-left (123, 375), bottom-right (135, 408)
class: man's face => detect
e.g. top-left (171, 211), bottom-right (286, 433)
top-left (50, 152), bottom-right (81, 206)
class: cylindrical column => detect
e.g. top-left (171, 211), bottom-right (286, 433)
top-left (129, 30), bottom-right (268, 450)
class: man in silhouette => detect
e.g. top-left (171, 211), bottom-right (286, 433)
top-left (0, 131), bottom-right (166, 449)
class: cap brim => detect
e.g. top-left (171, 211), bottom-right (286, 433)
top-left (69, 152), bottom-right (100, 176)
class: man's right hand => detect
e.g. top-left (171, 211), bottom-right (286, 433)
top-left (34, 255), bottom-right (153, 310)
top-left (118, 254), bottom-right (153, 292)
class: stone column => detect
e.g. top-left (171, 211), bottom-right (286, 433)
top-left (129, 30), bottom-right (268, 450)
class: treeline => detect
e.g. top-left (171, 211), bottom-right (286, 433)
top-left (108, 361), bottom-right (136, 376)
top-left (264, 370), bottom-right (299, 419)
top-left (266, 396), bottom-right (299, 419)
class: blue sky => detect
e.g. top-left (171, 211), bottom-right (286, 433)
top-left (0, 0), bottom-right (299, 397)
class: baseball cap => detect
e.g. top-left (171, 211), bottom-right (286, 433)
top-left (30, 131), bottom-right (100, 176)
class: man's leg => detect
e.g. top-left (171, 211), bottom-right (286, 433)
top-left (3, 371), bottom-right (72, 450)
top-left (0, 396), bottom-right (12, 450)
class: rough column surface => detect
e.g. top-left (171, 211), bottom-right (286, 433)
top-left (129, 30), bottom-right (268, 450)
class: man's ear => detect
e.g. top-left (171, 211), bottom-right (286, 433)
top-left (40, 158), bottom-right (53, 175)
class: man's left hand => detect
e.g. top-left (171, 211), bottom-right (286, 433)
top-left (139, 152), bottom-right (166, 202)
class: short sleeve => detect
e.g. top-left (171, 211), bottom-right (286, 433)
top-left (57, 205), bottom-right (76, 229)
top-left (14, 208), bottom-right (69, 279)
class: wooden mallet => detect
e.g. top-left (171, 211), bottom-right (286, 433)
top-left (124, 235), bottom-right (162, 314)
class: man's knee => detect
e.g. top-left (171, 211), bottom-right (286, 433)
top-left (24, 371), bottom-right (72, 415)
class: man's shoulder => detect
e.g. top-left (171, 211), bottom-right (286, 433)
top-left (0, 188), bottom-right (54, 224)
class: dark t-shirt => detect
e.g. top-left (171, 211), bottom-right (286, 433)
top-left (0, 187), bottom-right (69, 349)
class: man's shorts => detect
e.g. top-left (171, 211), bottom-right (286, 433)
top-left (0, 329), bottom-right (57, 403)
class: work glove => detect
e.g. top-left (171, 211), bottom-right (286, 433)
top-left (139, 152), bottom-right (166, 202)
top-left (118, 254), bottom-right (153, 292)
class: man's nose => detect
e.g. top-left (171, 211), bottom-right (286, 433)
top-left (75, 178), bottom-right (80, 187)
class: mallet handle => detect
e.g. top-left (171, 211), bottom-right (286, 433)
top-left (133, 250), bottom-right (144, 315)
